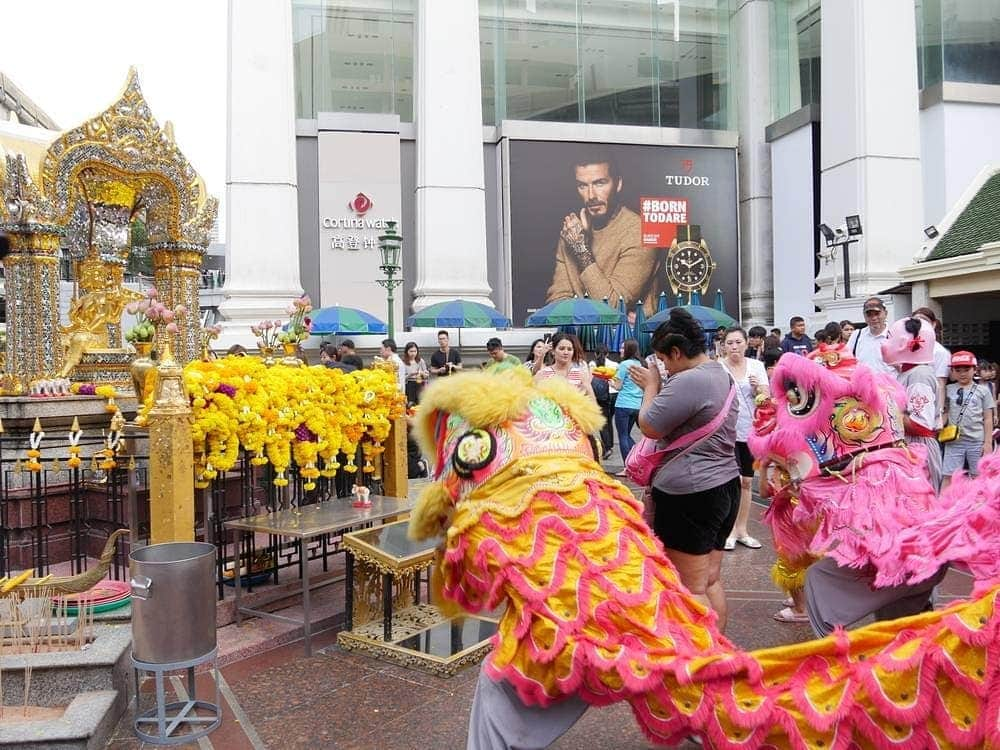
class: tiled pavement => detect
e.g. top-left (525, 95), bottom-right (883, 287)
top-left (106, 489), bottom-right (975, 750)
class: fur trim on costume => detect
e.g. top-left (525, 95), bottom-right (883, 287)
top-left (412, 366), bottom-right (1000, 749)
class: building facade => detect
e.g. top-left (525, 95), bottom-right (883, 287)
top-left (224, 0), bottom-right (1000, 357)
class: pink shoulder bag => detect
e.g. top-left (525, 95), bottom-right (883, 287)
top-left (625, 385), bottom-right (737, 487)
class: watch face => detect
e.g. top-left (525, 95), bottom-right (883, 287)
top-left (668, 242), bottom-right (712, 290)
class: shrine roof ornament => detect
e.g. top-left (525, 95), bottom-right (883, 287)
top-left (1, 67), bottom-right (217, 247)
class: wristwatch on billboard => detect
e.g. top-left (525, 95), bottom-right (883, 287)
top-left (666, 224), bottom-right (716, 298)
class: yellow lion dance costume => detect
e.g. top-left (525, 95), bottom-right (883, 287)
top-left (410, 368), bottom-right (1000, 749)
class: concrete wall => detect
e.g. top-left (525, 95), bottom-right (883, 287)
top-left (920, 101), bottom-right (1000, 227)
top-left (770, 122), bottom-right (816, 328)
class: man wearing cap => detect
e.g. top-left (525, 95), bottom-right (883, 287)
top-left (845, 297), bottom-right (892, 374)
top-left (941, 350), bottom-right (995, 490)
top-left (484, 338), bottom-right (521, 373)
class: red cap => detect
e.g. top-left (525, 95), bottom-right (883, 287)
top-left (951, 350), bottom-right (976, 367)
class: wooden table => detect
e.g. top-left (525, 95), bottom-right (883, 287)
top-left (224, 496), bottom-right (412, 656)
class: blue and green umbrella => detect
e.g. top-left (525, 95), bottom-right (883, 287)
top-left (641, 304), bottom-right (737, 333)
top-left (525, 297), bottom-right (624, 327)
top-left (605, 295), bottom-right (630, 353)
top-left (308, 306), bottom-right (387, 335)
top-left (405, 299), bottom-right (511, 329)
top-left (632, 300), bottom-right (650, 355)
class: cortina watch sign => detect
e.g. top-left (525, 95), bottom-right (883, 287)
top-left (321, 190), bottom-right (394, 250)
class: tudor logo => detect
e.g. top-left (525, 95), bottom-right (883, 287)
top-left (347, 192), bottom-right (373, 215)
top-left (664, 159), bottom-right (709, 186)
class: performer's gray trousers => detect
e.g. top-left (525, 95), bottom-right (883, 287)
top-left (804, 556), bottom-right (949, 638)
top-left (466, 667), bottom-right (588, 750)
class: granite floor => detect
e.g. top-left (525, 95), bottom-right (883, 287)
top-left (105, 492), bottom-right (975, 750)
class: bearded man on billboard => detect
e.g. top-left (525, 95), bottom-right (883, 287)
top-left (546, 155), bottom-right (663, 317)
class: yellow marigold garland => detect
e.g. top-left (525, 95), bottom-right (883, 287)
top-left (138, 356), bottom-right (405, 487)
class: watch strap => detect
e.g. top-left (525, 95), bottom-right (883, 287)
top-left (677, 224), bottom-right (702, 243)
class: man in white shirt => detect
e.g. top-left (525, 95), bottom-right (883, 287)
top-left (380, 338), bottom-right (407, 393)
top-left (912, 307), bottom-right (951, 428)
top-left (845, 296), bottom-right (892, 374)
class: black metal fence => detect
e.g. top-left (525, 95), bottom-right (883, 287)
top-left (0, 430), bottom-right (385, 600)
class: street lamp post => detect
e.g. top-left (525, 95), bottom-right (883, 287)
top-left (818, 215), bottom-right (863, 299)
top-left (376, 221), bottom-right (403, 339)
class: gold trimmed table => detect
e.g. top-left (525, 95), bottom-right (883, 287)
top-left (223, 496), bottom-right (412, 656)
top-left (337, 520), bottom-right (498, 675)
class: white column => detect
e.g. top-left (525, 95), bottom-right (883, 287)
top-left (217, 0), bottom-right (302, 345)
top-left (410, 0), bottom-right (494, 310)
top-left (815, 0), bottom-right (923, 323)
top-left (734, 0), bottom-right (774, 327)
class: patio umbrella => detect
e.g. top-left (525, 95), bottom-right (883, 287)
top-left (405, 299), bottom-right (511, 329)
top-left (713, 289), bottom-right (727, 314)
top-left (607, 295), bottom-right (629, 353)
top-left (632, 300), bottom-right (650, 355)
top-left (656, 292), bottom-right (669, 313)
top-left (641, 304), bottom-right (737, 333)
top-left (307, 305), bottom-right (387, 335)
top-left (525, 297), bottom-right (624, 327)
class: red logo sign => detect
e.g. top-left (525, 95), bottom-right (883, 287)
top-left (681, 159), bottom-right (694, 174)
top-left (347, 192), bottom-right (373, 215)
top-left (640, 196), bottom-right (689, 247)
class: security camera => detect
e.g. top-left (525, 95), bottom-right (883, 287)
top-left (834, 225), bottom-right (848, 240)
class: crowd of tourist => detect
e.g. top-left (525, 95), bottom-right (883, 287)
top-left (312, 303), bottom-right (995, 637)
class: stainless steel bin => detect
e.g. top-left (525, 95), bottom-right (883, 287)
top-left (130, 542), bottom-right (216, 663)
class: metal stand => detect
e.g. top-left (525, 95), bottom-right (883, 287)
top-left (132, 648), bottom-right (221, 745)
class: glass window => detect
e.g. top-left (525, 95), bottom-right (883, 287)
top-left (770, 0), bottom-right (820, 121)
top-left (480, 0), bottom-right (735, 130)
top-left (292, 0), bottom-right (414, 120)
top-left (918, 0), bottom-right (1000, 88)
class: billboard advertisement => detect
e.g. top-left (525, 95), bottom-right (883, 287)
top-left (505, 140), bottom-right (739, 327)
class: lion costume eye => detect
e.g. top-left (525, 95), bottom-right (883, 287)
top-left (784, 381), bottom-right (818, 418)
top-left (452, 429), bottom-right (497, 478)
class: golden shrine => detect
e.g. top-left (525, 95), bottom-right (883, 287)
top-left (0, 68), bottom-right (217, 390)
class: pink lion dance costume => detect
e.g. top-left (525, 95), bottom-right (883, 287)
top-left (410, 367), bottom-right (1000, 749)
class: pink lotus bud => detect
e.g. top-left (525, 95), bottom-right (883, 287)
top-left (147, 287), bottom-right (158, 299)
top-left (126, 302), bottom-right (139, 315)
top-left (175, 305), bottom-right (187, 315)
top-left (166, 322), bottom-right (179, 334)
top-left (162, 309), bottom-right (175, 323)
top-left (286, 303), bottom-right (296, 315)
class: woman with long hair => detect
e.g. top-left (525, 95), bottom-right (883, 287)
top-left (402, 341), bottom-right (429, 407)
top-left (534, 332), bottom-right (595, 400)
top-left (611, 339), bottom-right (644, 476)
top-left (718, 327), bottom-right (769, 551)
top-left (629, 309), bottom-right (740, 630)
top-left (525, 337), bottom-right (553, 375)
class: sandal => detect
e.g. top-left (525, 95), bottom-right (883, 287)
top-left (782, 596), bottom-right (795, 608)
top-left (773, 606), bottom-right (809, 623)
top-left (735, 535), bottom-right (762, 549)
top-left (723, 537), bottom-right (736, 551)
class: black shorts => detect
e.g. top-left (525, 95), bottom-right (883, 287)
top-left (735, 441), bottom-right (755, 478)
top-left (651, 477), bottom-right (740, 555)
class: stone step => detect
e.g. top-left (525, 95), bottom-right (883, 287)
top-left (0, 624), bottom-right (131, 712)
top-left (0, 690), bottom-right (119, 750)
